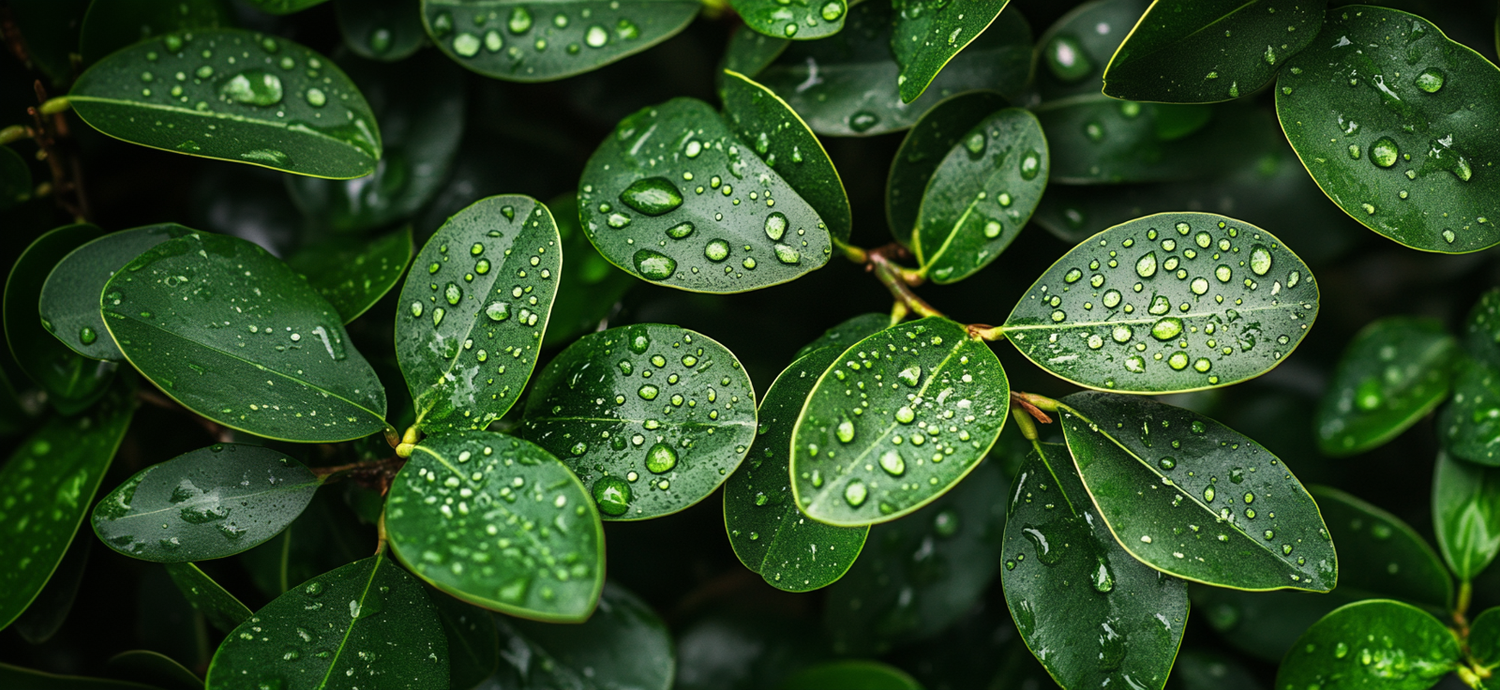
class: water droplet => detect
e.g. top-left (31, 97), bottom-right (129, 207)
top-left (1158, 457), bottom-right (1176, 470)
top-left (835, 417), bottom-right (856, 443)
top-left (666, 222), bottom-right (695, 239)
top-left (1203, 486), bottom-right (1216, 502)
top-left (933, 508), bottom-right (959, 537)
top-left (1136, 252), bottom-right (1158, 278)
top-left (1415, 69), bottom-right (1444, 93)
top-left (1020, 151), bottom-right (1041, 180)
top-left (843, 481), bottom-right (868, 507)
top-left (764, 212), bottom-right (788, 240)
top-left (1370, 137), bottom-right (1399, 168)
top-left (704, 240), bottom-right (730, 262)
top-left (1151, 317), bottom-right (1183, 341)
top-left (1023, 527), bottom-right (1061, 565)
top-left (508, 6), bottom-right (533, 33)
top-left (632, 249), bottom-right (677, 281)
top-left (1249, 244), bottom-right (1272, 276)
top-left (1098, 622), bottom-right (1127, 671)
top-left (879, 450), bottom-right (905, 476)
top-left (849, 111), bottom-right (879, 133)
top-left (1064, 268), bottom-right (1084, 283)
top-left (219, 71), bottom-right (284, 106)
top-left (444, 282), bottom-right (462, 305)
top-left (485, 302), bottom-right (510, 322)
top-left (585, 25), bottom-right (609, 48)
top-left (592, 477), bottom-right (631, 516)
top-left (453, 33), bottom-right (481, 57)
top-left (983, 220), bottom-right (1003, 238)
top-left (619, 177), bottom-right (684, 216)
top-left (645, 443), bottom-right (677, 474)
top-left (1355, 377), bottom-right (1383, 410)
top-left (1112, 325), bottom-right (1133, 343)
top-left (79, 326), bottom-right (97, 345)
top-left (895, 406), bottom-right (915, 424)
top-left (773, 244), bottom-right (801, 264)
top-left (638, 384), bottom-right (659, 400)
top-left (964, 131), bottom-right (986, 155)
top-left (1216, 264), bottom-right (1232, 282)
top-left (1091, 557), bottom-right (1115, 592)
top-left (1046, 35), bottom-right (1092, 82)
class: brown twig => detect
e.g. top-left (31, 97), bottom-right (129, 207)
top-left (1009, 392), bottom-right (1053, 425)
top-left (866, 247), bottom-right (943, 319)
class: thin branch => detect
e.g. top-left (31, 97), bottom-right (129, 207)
top-left (868, 248), bottom-right (943, 319)
top-left (1009, 392), bottom-right (1053, 425)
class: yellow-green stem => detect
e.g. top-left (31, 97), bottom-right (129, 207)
top-left (39, 96), bottom-right (70, 115)
top-left (1011, 404), bottom-right (1039, 440)
top-left (0, 125), bottom-right (28, 145)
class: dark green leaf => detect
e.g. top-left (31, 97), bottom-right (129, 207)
top-left (890, 0), bottom-right (1010, 104)
top-left (1002, 442), bottom-right (1189, 690)
top-left (577, 98), bottom-right (833, 293)
top-left (542, 193), bottom-right (635, 349)
top-left (395, 195), bottom-right (559, 434)
top-left (206, 554), bottom-right (448, 690)
top-left (39, 223), bottom-right (196, 361)
top-left (823, 459), bottom-right (1007, 655)
top-left (431, 593), bottom-right (500, 690)
top-left (1103, 0), bottom-right (1326, 103)
top-left (492, 582), bottom-right (673, 690)
top-left (793, 313), bottom-right (895, 361)
top-left (726, 348), bottom-right (872, 592)
top-left (163, 562), bottom-right (254, 632)
top-left (729, 0), bottom-right (846, 41)
top-left (106, 651), bottom-right (203, 690)
top-left (792, 317), bottom-right (1008, 526)
top-left (0, 381), bottom-right (134, 631)
top-left (1168, 650), bottom-right (1262, 690)
top-left (1445, 354), bottom-right (1500, 468)
top-left (1035, 0), bottom-right (1149, 102)
top-left (1463, 288), bottom-right (1500, 371)
top-left (70, 29), bottom-right (382, 179)
top-left (1433, 449), bottom-right (1500, 581)
top-left (1315, 317), bottom-right (1455, 456)
top-left (719, 25), bottom-right (789, 83)
top-left (288, 226), bottom-right (413, 324)
top-left (103, 232), bottom-right (389, 442)
top-left (1037, 100), bottom-right (1268, 184)
top-left (0, 145), bottom-right (33, 211)
top-left (0, 663), bottom-right (163, 690)
top-left (245, 0), bottom-right (331, 14)
top-left (338, 0), bottom-right (426, 61)
top-left (779, 660), bottom-right (922, 690)
top-left (1190, 586), bottom-right (1354, 662)
top-left (1471, 606), bottom-right (1500, 669)
top-left (79, 0), bottom-right (232, 66)
top-left (238, 490), bottom-right (370, 598)
top-left (386, 431), bottom-right (604, 622)
top-left (421, 0), bottom-right (700, 82)
top-left (523, 324), bottom-right (757, 521)
top-left (674, 612), bottom-right (831, 690)
top-left (6, 224), bottom-right (117, 413)
top-left (887, 91), bottom-right (1009, 247)
top-left (12, 536), bottom-right (90, 644)
top-left (1310, 486), bottom-right (1452, 608)
top-left (1003, 213), bottom-right (1318, 393)
top-left (1060, 392), bottom-right (1337, 591)
top-left (1274, 600), bottom-right (1459, 690)
top-left (1276, 6), bottom-right (1500, 253)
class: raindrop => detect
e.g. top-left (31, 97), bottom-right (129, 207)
top-left (645, 443), bottom-right (678, 474)
top-left (585, 25), bottom-right (609, 48)
top-left (444, 282), bottom-right (462, 305)
top-left (619, 177), bottom-right (684, 216)
top-left (965, 131), bottom-right (986, 156)
top-left (638, 384), bottom-right (660, 400)
top-left (1370, 137), bottom-right (1399, 168)
top-left (879, 450), bottom-right (905, 476)
top-left (485, 302), bottom-right (510, 322)
top-left (836, 417), bottom-right (856, 443)
top-left (895, 406), bottom-right (916, 424)
top-left (1249, 245), bottom-right (1273, 276)
top-left (508, 6), bottom-right (533, 33)
top-left (1158, 457), bottom-right (1176, 470)
top-left (1136, 252), bottom-right (1158, 278)
top-left (1092, 557), bottom-right (1115, 592)
top-left (821, 2), bottom-right (843, 21)
top-left (593, 477), bottom-right (631, 516)
top-left (633, 250), bottom-right (677, 280)
top-left (898, 366), bottom-right (922, 387)
top-left (1098, 622), bottom-right (1127, 671)
top-left (773, 244), bottom-right (801, 264)
top-left (1203, 486), bottom-right (1216, 502)
top-left (453, 33), bottom-right (481, 57)
top-left (849, 111), bottom-right (879, 133)
top-left (704, 240), bottom-right (730, 262)
top-left (933, 509), bottom-right (959, 537)
top-left (1019, 151), bottom-right (1041, 180)
top-left (1151, 317), bottom-right (1183, 341)
top-left (764, 212), bottom-right (788, 240)
top-left (844, 481), bottom-right (868, 507)
top-left (1415, 69), bottom-right (1444, 93)
top-left (79, 326), bottom-right (97, 345)
top-left (1046, 35), bottom-right (1092, 82)
top-left (1023, 527), bottom-right (1061, 565)
top-left (666, 222), bottom-right (695, 239)
top-left (219, 71), bottom-right (284, 106)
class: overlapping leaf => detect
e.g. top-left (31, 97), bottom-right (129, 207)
top-left (1432, 450), bottom-right (1500, 581)
top-left (1315, 318), bottom-right (1455, 456)
top-left (287, 226), bottom-right (413, 324)
top-left (489, 583), bottom-right (674, 690)
top-left (730, 0), bottom-right (847, 41)
top-left (78, 0), bottom-right (232, 65)
top-left (163, 562), bottom-right (254, 632)
top-left (887, 91), bottom-right (1008, 246)
top-left (890, 0), bottom-right (1011, 103)
top-left (338, 0), bottom-right (425, 61)
top-left (780, 661), bottom-right (922, 690)
top-left (1309, 486), bottom-right (1452, 608)
top-left (1274, 600), bottom-right (1458, 690)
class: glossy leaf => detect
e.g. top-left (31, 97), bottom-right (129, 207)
top-left (39, 223), bottom-right (196, 361)
top-left (1003, 213), bottom-right (1319, 393)
top-left (1309, 486), bottom-right (1452, 608)
top-left (0, 145), bottom-right (32, 211)
top-left (578, 99), bottom-right (833, 293)
top-left (431, 594), bottom-right (500, 690)
top-left (779, 660), bottom-right (921, 690)
top-left (491, 583), bottom-right (674, 690)
top-left (78, 0), bottom-right (232, 65)
top-left (793, 312), bottom-right (894, 361)
top-left (102, 232), bottom-right (388, 442)
top-left (246, 0), bottom-right (331, 14)
top-left (1432, 449), bottom-right (1500, 581)
top-left (338, 0), bottom-right (425, 61)
top-left (730, 0), bottom-right (846, 41)
top-left (912, 108), bottom-right (1047, 284)
top-left (1035, 0), bottom-right (1150, 101)
top-left (288, 226), bottom-right (413, 324)
top-left (1002, 442), bottom-right (1188, 690)
top-left (522, 324), bottom-right (757, 521)
top-left (890, 0), bottom-right (1010, 104)
top-left (1276, 6), bottom-right (1500, 252)
top-left (106, 650), bottom-right (204, 690)
top-left (1037, 100), bottom-right (1268, 184)
top-left (0, 663), bottom-right (162, 690)
top-left (1315, 317), bottom-right (1455, 456)
top-left (791, 317), bottom-right (1008, 526)
top-left (1103, 0), bottom-right (1326, 103)
top-left (238, 490), bottom-right (370, 598)
top-left (1471, 606), bottom-right (1500, 669)
top-left (386, 431), bottom-right (604, 622)
top-left (1464, 288), bottom-right (1500, 371)
top-left (70, 29), bottom-right (382, 179)
top-left (542, 194), bottom-right (635, 348)
top-left (396, 195), bottom-right (559, 433)
top-left (1060, 392), bottom-right (1337, 591)
top-left (1274, 600), bottom-right (1459, 690)
top-left (0, 381), bottom-right (134, 631)
top-left (1448, 360), bottom-right (1500, 467)
top-left (421, 0), bottom-right (700, 82)
top-left (720, 25), bottom-right (789, 84)
top-left (206, 554), bottom-right (448, 690)
top-left (163, 562), bottom-right (254, 632)
top-left (725, 348), bottom-right (874, 592)
top-left (887, 91), bottom-right (1009, 247)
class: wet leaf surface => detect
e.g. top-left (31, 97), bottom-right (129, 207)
top-left (793, 312), bottom-right (895, 361)
top-left (1037, 100), bottom-right (1263, 185)
top-left (288, 225), bottom-right (413, 325)
top-left (1462, 288), bottom-right (1500, 371)
top-left (1471, 606), bottom-right (1500, 668)
top-left (542, 194), bottom-right (635, 349)
top-left (1274, 600), bottom-right (1458, 690)
top-left (729, 0), bottom-right (846, 41)
top-left (1432, 449), bottom-right (1500, 581)
top-left (338, 0), bottom-right (425, 62)
top-left (1308, 486), bottom-right (1452, 608)
top-left (483, 583), bottom-right (673, 690)
top-left (1035, 0), bottom-right (1151, 101)
top-left (890, 0), bottom-right (1011, 104)
top-left (163, 562), bottom-right (255, 632)
top-left (887, 91), bottom-right (1009, 247)
top-left (1315, 317), bottom-right (1455, 456)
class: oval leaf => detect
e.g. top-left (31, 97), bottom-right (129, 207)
top-left (1002, 442), bottom-right (1188, 690)
top-left (1441, 358), bottom-right (1500, 467)
top-left (1059, 392), bottom-right (1337, 591)
top-left (891, 0), bottom-right (1011, 103)
top-left (1276, 6), bottom-right (1500, 252)
top-left (779, 661), bottom-right (921, 690)
top-left (793, 312), bottom-right (894, 361)
top-left (103, 232), bottom-right (388, 442)
top-left (337, 0), bottom-right (425, 62)
top-left (1003, 212), bottom-right (1319, 393)
top-left (421, 0), bottom-right (700, 82)
top-left (1035, 0), bottom-right (1150, 101)
top-left (887, 91), bottom-right (1009, 246)
top-left (396, 195), bottom-right (559, 434)
top-left (1471, 606), bottom-right (1500, 669)
top-left (206, 555), bottom-right (448, 690)
top-left (70, 29), bottom-right (382, 179)
top-left (92, 443), bottom-right (321, 562)
top-left (1432, 449), bottom-right (1500, 581)
top-left (1315, 317), bottom-right (1455, 456)
top-left (79, 0), bottom-right (231, 65)
top-left (729, 0), bottom-right (846, 41)
top-left (578, 98), bottom-right (833, 293)
top-left (1463, 288), bottom-right (1500, 370)
top-left (163, 562), bottom-right (255, 633)
top-left (1274, 600), bottom-right (1459, 690)
top-left (522, 324), bottom-right (757, 521)
top-left (385, 431), bottom-right (604, 622)
top-left (492, 582), bottom-right (674, 690)
top-left (1309, 486), bottom-right (1452, 609)
top-left (1190, 587), bottom-right (1353, 663)
top-left (288, 226), bottom-right (413, 324)
top-left (1037, 101), bottom-right (1271, 184)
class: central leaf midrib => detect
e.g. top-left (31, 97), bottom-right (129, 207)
top-left (918, 159), bottom-right (1012, 271)
top-left (1115, 0), bottom-right (1262, 72)
top-left (1003, 300), bottom-right (1307, 333)
top-left (106, 475), bottom-right (316, 525)
top-left (317, 557), bottom-right (383, 689)
top-left (416, 445), bottom-right (558, 585)
top-left (531, 415), bottom-right (753, 428)
top-left (410, 242), bottom-right (512, 428)
top-left (69, 95), bottom-right (374, 159)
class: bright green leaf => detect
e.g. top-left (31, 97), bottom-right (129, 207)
top-left (522, 324), bottom-right (757, 521)
top-left (887, 91), bottom-right (1009, 247)
top-left (0, 662), bottom-right (163, 690)
top-left (542, 193), bottom-right (635, 348)
top-left (431, 593), bottom-right (500, 690)
top-left (337, 0), bottom-right (425, 61)
top-left (70, 29), bottom-right (382, 179)
top-left (1274, 600), bottom-right (1459, 690)
top-left (0, 145), bottom-right (33, 211)
top-left (492, 582), bottom-right (674, 690)
top-left (1059, 392), bottom-right (1337, 591)
top-left (793, 312), bottom-right (894, 361)
top-left (779, 660), bottom-right (922, 690)
top-left (79, 0), bottom-right (232, 66)
top-left (1003, 213), bottom-right (1318, 393)
top-left (1309, 486), bottom-right (1453, 609)
top-left (1035, 0), bottom-right (1150, 101)
top-left (288, 226), bottom-right (414, 324)
top-left (386, 431), bottom-right (604, 622)
top-left (106, 650), bottom-right (204, 690)
top-left (729, 0), bottom-right (846, 41)
top-left (890, 0), bottom-right (1011, 104)
top-left (1432, 449), bottom-right (1500, 582)
top-left (102, 232), bottom-right (389, 442)
top-left (245, 0), bottom-right (330, 14)
top-left (163, 562), bottom-right (254, 632)
top-left (1276, 6), bottom-right (1500, 253)
top-left (395, 195), bottom-right (559, 434)
top-left (1471, 607), bottom-right (1500, 669)
top-left (1314, 317), bottom-right (1455, 456)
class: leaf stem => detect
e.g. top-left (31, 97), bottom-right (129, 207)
top-left (1010, 403), bottom-right (1039, 440)
top-left (1012, 391), bottom-right (1061, 413)
top-left (310, 456), bottom-right (405, 480)
top-left (868, 248), bottom-right (942, 319)
top-left (1009, 391), bottom-right (1055, 425)
top-left (39, 96), bottom-right (69, 115)
top-left (968, 324), bottom-right (1006, 341)
top-left (1455, 579), bottom-right (1472, 634)
top-left (0, 124), bottom-right (28, 145)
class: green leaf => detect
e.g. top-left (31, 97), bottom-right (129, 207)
top-left (1035, 0), bottom-right (1150, 101)
top-left (12, 538), bottom-right (90, 645)
top-left (1168, 650), bottom-right (1262, 690)
top-left (245, 0), bottom-right (331, 15)
top-left (720, 25), bottom-right (789, 84)
top-left (70, 29), bottom-right (382, 179)
top-left (385, 431), bottom-right (605, 622)
top-left (577, 98), bottom-right (833, 293)
top-left (729, 0), bottom-right (846, 41)
top-left (238, 491), bottom-right (369, 598)
top-left (823, 458), bottom-right (1007, 655)
top-left (78, 0), bottom-right (232, 66)
top-left (0, 381), bottom-right (134, 631)
top-left (431, 593), bottom-right (500, 690)
top-left (0, 663), bottom-right (163, 690)
top-left (744, 1), bottom-right (1033, 137)
top-left (1462, 288), bottom-right (1500, 371)
top-left (421, 0), bottom-right (700, 82)
top-left (725, 348), bottom-right (873, 592)
top-left (1274, 600), bottom-right (1459, 690)
top-left (337, 0), bottom-right (426, 61)
top-left (1471, 606), bottom-right (1500, 669)
top-left (778, 660), bottom-right (922, 690)
top-left (1003, 212), bottom-right (1318, 393)
top-left (1103, 0), bottom-right (1326, 103)
top-left (522, 324), bottom-right (757, 521)
top-left (911, 108), bottom-right (1047, 284)
top-left (1001, 442), bottom-right (1188, 690)
top-left (102, 232), bottom-right (389, 442)
top-left (106, 650), bottom-right (204, 690)
top-left (395, 195), bottom-right (559, 434)
top-left (287, 226), bottom-right (413, 324)
top-left (92, 443), bottom-right (321, 562)
top-left (887, 91), bottom-right (1009, 247)
top-left (1432, 449), bottom-right (1500, 581)
top-left (542, 193), bottom-right (635, 349)
top-left (6, 224), bottom-right (118, 413)
top-left (1314, 317), bottom-right (1456, 456)
top-left (162, 562), bottom-right (254, 632)
top-left (0, 145), bottom-right (33, 211)
top-left (1444, 313), bottom-right (1500, 468)
top-left (674, 611), bottom-right (832, 690)
top-left (1059, 392), bottom-right (1337, 591)
top-left (1190, 587), bottom-right (1355, 663)
top-left (1037, 100), bottom-right (1269, 184)
top-left (206, 554), bottom-right (448, 690)
top-left (791, 317), bottom-right (1008, 526)
top-left (39, 223), bottom-right (196, 361)
top-left (1276, 6), bottom-right (1500, 253)
top-left (492, 582), bottom-right (674, 690)
top-left (891, 0), bottom-right (1011, 104)
top-left (1309, 486), bottom-right (1452, 608)
top-left (793, 312), bottom-right (895, 361)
